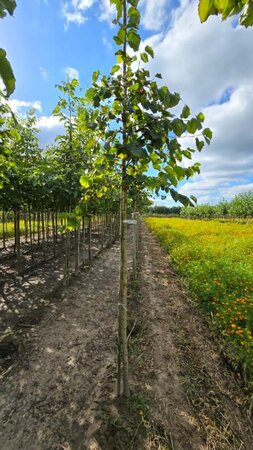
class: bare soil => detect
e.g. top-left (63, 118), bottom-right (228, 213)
top-left (0, 223), bottom-right (252, 450)
top-left (129, 224), bottom-right (253, 449)
top-left (0, 239), bottom-right (121, 449)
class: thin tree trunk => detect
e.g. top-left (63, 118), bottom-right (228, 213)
top-left (2, 211), bottom-right (6, 249)
top-left (52, 213), bottom-right (56, 258)
top-left (75, 227), bottom-right (80, 276)
top-left (41, 209), bottom-right (46, 260)
top-left (28, 206), bottom-right (34, 262)
top-left (33, 213), bottom-right (36, 241)
top-left (24, 211), bottom-right (28, 244)
top-left (37, 212), bottom-right (41, 246)
top-left (117, 0), bottom-right (130, 398)
top-left (100, 216), bottom-right (104, 251)
top-left (117, 175), bottom-right (129, 397)
top-left (64, 230), bottom-right (70, 286)
top-left (55, 212), bottom-right (58, 246)
top-left (16, 209), bottom-right (21, 273)
top-left (88, 215), bottom-right (92, 262)
top-left (132, 212), bottom-right (137, 279)
top-left (81, 217), bottom-right (86, 267)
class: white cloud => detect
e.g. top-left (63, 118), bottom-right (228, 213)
top-left (140, 0), bottom-right (169, 31)
top-left (178, 83), bottom-right (253, 202)
top-left (62, 0), bottom-right (96, 29)
top-left (64, 66), bottom-right (79, 80)
top-left (99, 0), bottom-right (116, 24)
top-left (8, 99), bottom-right (42, 114)
top-left (138, 0), bottom-right (253, 204)
top-left (146, 1), bottom-right (253, 111)
top-left (102, 36), bottom-right (113, 50)
top-left (37, 116), bottom-right (64, 148)
top-left (40, 66), bottom-right (48, 81)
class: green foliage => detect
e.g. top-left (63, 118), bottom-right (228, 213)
top-left (198, 0), bottom-right (253, 27)
top-left (146, 217), bottom-right (253, 381)
top-left (181, 191), bottom-right (253, 219)
top-left (83, 0), bottom-right (211, 207)
top-left (0, 0), bottom-right (16, 97)
top-left (149, 205), bottom-right (182, 216)
top-left (229, 191), bottom-right (253, 217)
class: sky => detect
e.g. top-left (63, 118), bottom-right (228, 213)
top-left (1, 0), bottom-right (253, 206)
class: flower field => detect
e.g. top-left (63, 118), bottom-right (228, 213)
top-left (145, 217), bottom-right (253, 381)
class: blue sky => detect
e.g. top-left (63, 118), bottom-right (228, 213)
top-left (1, 0), bottom-right (253, 206)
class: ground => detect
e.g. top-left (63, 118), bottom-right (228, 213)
top-left (0, 224), bottom-right (252, 449)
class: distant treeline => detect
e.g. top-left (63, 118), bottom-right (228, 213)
top-left (149, 205), bottom-right (182, 216)
top-left (181, 191), bottom-right (253, 219)
top-left (149, 191), bottom-right (253, 219)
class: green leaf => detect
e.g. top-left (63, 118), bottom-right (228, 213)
top-left (195, 137), bottom-right (205, 151)
top-left (187, 118), bottom-right (199, 134)
top-left (172, 118), bottom-right (186, 137)
top-left (0, 48), bottom-right (15, 97)
top-left (203, 127), bottom-right (213, 144)
top-left (115, 50), bottom-right (124, 64)
top-left (110, 0), bottom-right (123, 20)
top-left (197, 112), bottom-right (205, 122)
top-left (128, 6), bottom-right (140, 28)
top-left (80, 175), bottom-right (90, 188)
top-left (128, 29), bottom-right (141, 51)
top-left (127, 0), bottom-right (139, 6)
top-left (92, 70), bottom-right (100, 83)
top-left (86, 87), bottom-right (95, 102)
top-left (240, 3), bottom-right (253, 27)
top-left (145, 45), bottom-right (154, 58)
top-left (173, 165), bottom-right (185, 181)
top-left (140, 52), bottom-right (148, 63)
top-left (190, 195), bottom-right (197, 204)
top-left (0, 0), bottom-right (16, 18)
top-left (127, 143), bottom-right (147, 158)
top-left (198, 0), bottom-right (216, 22)
top-left (111, 64), bottom-right (120, 74)
top-left (155, 73), bottom-right (162, 79)
top-left (180, 105), bottom-right (190, 119)
top-left (114, 27), bottom-right (126, 45)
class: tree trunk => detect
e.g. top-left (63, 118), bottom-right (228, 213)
top-left (28, 207), bottom-right (34, 261)
top-left (52, 213), bottom-right (57, 258)
top-left (24, 211), bottom-right (28, 244)
top-left (75, 227), bottom-right (80, 276)
top-left (16, 209), bottom-right (21, 273)
top-left (117, 175), bottom-right (129, 397)
top-left (117, 0), bottom-right (130, 398)
top-left (81, 217), bottom-right (86, 267)
top-left (64, 230), bottom-right (70, 286)
top-left (2, 211), bottom-right (6, 250)
top-left (41, 209), bottom-right (46, 260)
top-left (37, 212), bottom-right (41, 246)
top-left (88, 215), bottom-right (92, 262)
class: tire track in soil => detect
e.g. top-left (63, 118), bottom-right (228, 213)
top-left (0, 241), bottom-right (121, 450)
top-left (137, 224), bottom-right (253, 450)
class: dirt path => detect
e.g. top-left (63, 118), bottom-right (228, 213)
top-left (135, 224), bottom-right (253, 449)
top-left (0, 242), bottom-right (121, 450)
top-left (0, 224), bottom-right (252, 450)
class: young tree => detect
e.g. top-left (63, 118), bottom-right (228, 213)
top-left (84, 0), bottom-right (212, 396)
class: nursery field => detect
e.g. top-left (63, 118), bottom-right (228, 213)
top-left (145, 217), bottom-right (253, 380)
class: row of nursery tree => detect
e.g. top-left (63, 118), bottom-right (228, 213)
top-left (0, 0), bottom-right (213, 397)
top-left (181, 191), bottom-right (253, 219)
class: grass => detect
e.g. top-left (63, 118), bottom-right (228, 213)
top-left (145, 217), bottom-right (253, 382)
top-left (0, 220), bottom-right (27, 239)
